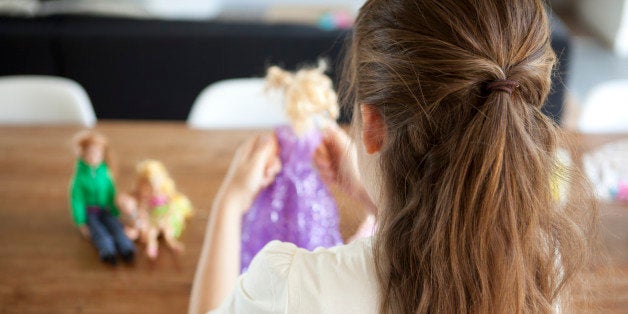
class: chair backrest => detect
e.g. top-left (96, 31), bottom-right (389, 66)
top-left (187, 78), bottom-right (289, 129)
top-left (0, 75), bottom-right (96, 126)
top-left (577, 80), bottom-right (628, 133)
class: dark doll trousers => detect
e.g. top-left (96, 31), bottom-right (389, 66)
top-left (86, 209), bottom-right (135, 258)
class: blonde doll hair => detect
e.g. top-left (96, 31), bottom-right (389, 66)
top-left (135, 159), bottom-right (176, 198)
top-left (136, 160), bottom-right (193, 220)
top-left (265, 60), bottom-right (339, 135)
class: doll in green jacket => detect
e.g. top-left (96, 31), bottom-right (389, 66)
top-left (70, 131), bottom-right (135, 265)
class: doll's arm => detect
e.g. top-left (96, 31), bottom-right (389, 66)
top-left (105, 172), bottom-right (119, 216)
top-left (189, 134), bottom-right (280, 314)
top-left (71, 180), bottom-right (91, 238)
top-left (70, 178), bottom-right (87, 226)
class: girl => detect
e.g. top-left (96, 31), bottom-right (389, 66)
top-left (190, 0), bottom-right (598, 313)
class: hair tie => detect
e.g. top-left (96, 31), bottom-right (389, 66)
top-left (486, 79), bottom-right (520, 94)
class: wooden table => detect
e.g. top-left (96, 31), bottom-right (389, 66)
top-left (0, 121), bottom-right (366, 313)
top-left (0, 122), bottom-right (626, 313)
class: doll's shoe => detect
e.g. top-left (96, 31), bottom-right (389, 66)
top-left (101, 254), bottom-right (117, 266)
top-left (121, 250), bottom-right (135, 264)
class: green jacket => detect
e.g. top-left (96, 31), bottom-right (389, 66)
top-left (69, 159), bottom-right (119, 226)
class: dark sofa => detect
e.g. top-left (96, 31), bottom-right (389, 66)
top-left (0, 14), bottom-right (569, 123)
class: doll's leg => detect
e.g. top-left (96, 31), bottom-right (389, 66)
top-left (146, 227), bottom-right (160, 259)
top-left (86, 212), bottom-right (117, 265)
top-left (100, 211), bottom-right (135, 262)
top-left (139, 221), bottom-right (150, 244)
top-left (163, 226), bottom-right (184, 253)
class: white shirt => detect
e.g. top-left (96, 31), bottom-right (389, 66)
top-left (210, 237), bottom-right (379, 314)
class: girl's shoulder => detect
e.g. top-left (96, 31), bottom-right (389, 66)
top-left (212, 238), bottom-right (379, 313)
top-left (257, 237), bottom-right (379, 312)
top-left (255, 236), bottom-right (374, 272)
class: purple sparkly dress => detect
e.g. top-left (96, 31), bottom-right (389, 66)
top-left (240, 125), bottom-right (343, 272)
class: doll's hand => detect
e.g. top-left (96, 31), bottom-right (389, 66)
top-left (217, 133), bottom-right (281, 216)
top-left (78, 225), bottom-right (90, 239)
top-left (314, 125), bottom-right (377, 214)
top-left (116, 192), bottom-right (138, 216)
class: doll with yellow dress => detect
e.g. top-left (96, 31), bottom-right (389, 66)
top-left (133, 159), bottom-right (193, 259)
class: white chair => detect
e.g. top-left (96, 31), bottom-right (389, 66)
top-left (187, 78), bottom-right (289, 129)
top-left (577, 80), bottom-right (628, 133)
top-left (0, 75), bottom-right (96, 126)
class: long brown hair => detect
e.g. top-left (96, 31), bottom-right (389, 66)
top-left (341, 0), bottom-right (598, 313)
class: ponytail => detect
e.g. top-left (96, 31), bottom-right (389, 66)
top-left (344, 0), bottom-right (598, 313)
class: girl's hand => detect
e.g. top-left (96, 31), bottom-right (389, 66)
top-left (314, 125), bottom-right (377, 214)
top-left (216, 133), bottom-right (281, 216)
top-left (192, 134), bottom-right (280, 314)
top-left (314, 125), bottom-right (361, 195)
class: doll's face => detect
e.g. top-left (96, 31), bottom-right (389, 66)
top-left (83, 143), bottom-right (105, 167)
top-left (137, 177), bottom-right (153, 200)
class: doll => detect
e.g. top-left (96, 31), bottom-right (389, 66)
top-left (69, 131), bottom-right (135, 265)
top-left (240, 62), bottom-right (345, 272)
top-left (134, 159), bottom-right (193, 259)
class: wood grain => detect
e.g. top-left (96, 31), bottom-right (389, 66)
top-left (0, 122), bottom-right (626, 313)
top-left (0, 122), bottom-right (365, 313)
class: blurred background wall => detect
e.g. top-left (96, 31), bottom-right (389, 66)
top-left (0, 0), bottom-right (626, 126)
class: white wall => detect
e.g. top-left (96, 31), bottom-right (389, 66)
top-left (575, 0), bottom-right (628, 56)
top-left (224, 0), bottom-right (364, 9)
top-left (142, 0), bottom-right (222, 19)
top-left (36, 0), bottom-right (366, 21)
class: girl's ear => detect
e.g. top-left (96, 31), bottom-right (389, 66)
top-left (361, 104), bottom-right (386, 154)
